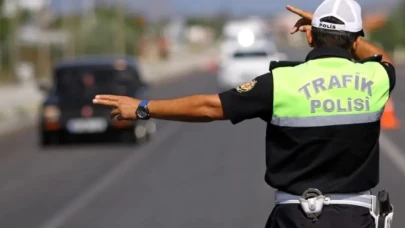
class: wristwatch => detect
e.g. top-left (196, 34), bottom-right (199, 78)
top-left (136, 100), bottom-right (150, 120)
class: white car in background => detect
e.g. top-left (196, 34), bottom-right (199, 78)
top-left (217, 40), bottom-right (287, 91)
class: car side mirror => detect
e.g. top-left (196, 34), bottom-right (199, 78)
top-left (38, 81), bottom-right (51, 93)
top-left (277, 53), bottom-right (288, 61)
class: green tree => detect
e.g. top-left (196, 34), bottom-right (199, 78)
top-left (51, 5), bottom-right (146, 56)
top-left (0, 0), bottom-right (10, 67)
top-left (186, 12), bottom-right (229, 39)
top-left (370, 1), bottom-right (405, 51)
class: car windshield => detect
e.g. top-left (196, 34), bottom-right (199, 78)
top-left (55, 66), bottom-right (138, 101)
top-left (233, 51), bottom-right (268, 58)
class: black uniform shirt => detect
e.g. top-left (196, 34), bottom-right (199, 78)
top-left (218, 47), bottom-right (396, 195)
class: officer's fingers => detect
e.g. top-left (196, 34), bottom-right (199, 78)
top-left (291, 25), bottom-right (306, 34)
top-left (299, 25), bottom-right (311, 32)
top-left (286, 5), bottom-right (313, 20)
top-left (93, 98), bottom-right (118, 108)
top-left (290, 26), bottom-right (299, 34)
top-left (287, 5), bottom-right (313, 19)
top-left (291, 18), bottom-right (311, 34)
top-left (95, 94), bottom-right (120, 101)
top-left (110, 108), bottom-right (120, 119)
top-left (117, 114), bottom-right (124, 121)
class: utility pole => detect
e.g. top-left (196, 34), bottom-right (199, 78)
top-left (0, 0), bottom-right (3, 75)
top-left (87, 0), bottom-right (96, 30)
top-left (9, 0), bottom-right (20, 81)
top-left (0, 0), bottom-right (3, 74)
top-left (62, 0), bottom-right (75, 57)
top-left (78, 0), bottom-right (95, 56)
top-left (37, 0), bottom-right (51, 78)
top-left (83, 0), bottom-right (96, 55)
top-left (114, 0), bottom-right (126, 55)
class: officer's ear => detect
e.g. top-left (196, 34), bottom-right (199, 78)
top-left (307, 29), bottom-right (314, 48)
top-left (352, 36), bottom-right (361, 52)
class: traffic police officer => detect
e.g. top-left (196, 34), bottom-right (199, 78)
top-left (93, 0), bottom-right (396, 227)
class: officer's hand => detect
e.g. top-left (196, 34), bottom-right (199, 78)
top-left (93, 95), bottom-right (140, 120)
top-left (286, 5), bottom-right (313, 34)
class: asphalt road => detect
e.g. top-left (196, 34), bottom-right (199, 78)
top-left (0, 48), bottom-right (404, 228)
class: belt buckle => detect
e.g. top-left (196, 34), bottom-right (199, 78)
top-left (302, 188), bottom-right (322, 200)
top-left (300, 188), bottom-right (325, 221)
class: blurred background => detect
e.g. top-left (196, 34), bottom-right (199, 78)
top-left (0, 0), bottom-right (404, 227)
top-left (0, 0), bottom-right (405, 85)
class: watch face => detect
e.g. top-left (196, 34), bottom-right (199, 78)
top-left (136, 109), bottom-right (148, 119)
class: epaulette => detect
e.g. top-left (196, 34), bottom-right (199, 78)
top-left (269, 61), bottom-right (304, 71)
top-left (356, 54), bottom-right (383, 63)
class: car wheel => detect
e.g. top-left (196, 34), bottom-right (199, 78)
top-left (119, 130), bottom-right (137, 144)
top-left (134, 124), bottom-right (149, 143)
top-left (145, 121), bottom-right (157, 141)
top-left (40, 132), bottom-right (60, 147)
top-left (41, 135), bottom-right (50, 147)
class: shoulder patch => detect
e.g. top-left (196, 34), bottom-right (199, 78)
top-left (236, 80), bottom-right (257, 93)
top-left (269, 61), bottom-right (303, 71)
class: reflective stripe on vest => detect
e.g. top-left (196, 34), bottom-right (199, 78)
top-left (271, 58), bottom-right (390, 127)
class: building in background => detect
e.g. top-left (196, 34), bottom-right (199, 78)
top-left (3, 0), bottom-right (66, 46)
top-left (163, 17), bottom-right (187, 53)
top-left (3, 0), bottom-right (46, 16)
top-left (186, 25), bottom-right (215, 45)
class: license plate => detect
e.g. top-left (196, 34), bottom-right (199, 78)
top-left (67, 118), bottom-right (108, 133)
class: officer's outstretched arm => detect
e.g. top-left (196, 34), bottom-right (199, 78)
top-left (353, 38), bottom-right (395, 66)
top-left (94, 75), bottom-right (271, 123)
top-left (147, 94), bottom-right (226, 122)
top-left (93, 94), bottom-right (227, 122)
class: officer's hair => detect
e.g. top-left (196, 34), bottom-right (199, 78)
top-left (311, 16), bottom-right (362, 50)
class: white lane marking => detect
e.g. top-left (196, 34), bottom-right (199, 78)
top-left (380, 132), bottom-right (405, 176)
top-left (39, 122), bottom-right (184, 228)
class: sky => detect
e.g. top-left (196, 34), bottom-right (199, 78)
top-left (48, 0), bottom-right (400, 18)
top-left (168, 0), bottom-right (398, 15)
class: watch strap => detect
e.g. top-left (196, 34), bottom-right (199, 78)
top-left (139, 100), bottom-right (149, 108)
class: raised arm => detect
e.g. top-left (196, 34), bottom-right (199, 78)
top-left (352, 38), bottom-right (395, 66)
top-left (286, 4), bottom-right (395, 67)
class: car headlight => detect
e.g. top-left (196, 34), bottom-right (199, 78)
top-left (43, 105), bottom-right (60, 121)
top-left (237, 29), bottom-right (255, 47)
